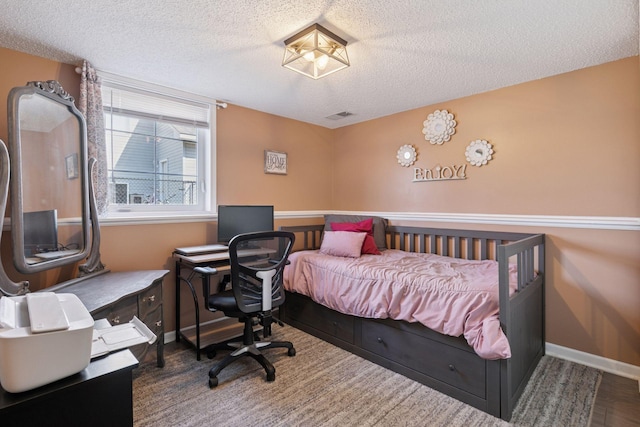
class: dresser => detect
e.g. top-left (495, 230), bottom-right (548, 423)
top-left (48, 269), bottom-right (169, 367)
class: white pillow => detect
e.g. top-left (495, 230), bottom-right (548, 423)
top-left (319, 231), bottom-right (367, 258)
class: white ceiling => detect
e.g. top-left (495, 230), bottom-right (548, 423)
top-left (0, 0), bottom-right (637, 129)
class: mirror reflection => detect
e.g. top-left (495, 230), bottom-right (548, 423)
top-left (9, 82), bottom-right (91, 274)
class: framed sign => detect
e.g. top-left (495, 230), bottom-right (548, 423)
top-left (264, 150), bottom-right (287, 175)
top-left (65, 153), bottom-right (78, 179)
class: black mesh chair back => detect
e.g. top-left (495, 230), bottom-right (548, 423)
top-left (229, 230), bottom-right (293, 317)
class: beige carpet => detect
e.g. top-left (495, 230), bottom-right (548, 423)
top-left (133, 326), bottom-right (601, 426)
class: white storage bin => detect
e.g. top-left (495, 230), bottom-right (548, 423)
top-left (0, 293), bottom-right (94, 393)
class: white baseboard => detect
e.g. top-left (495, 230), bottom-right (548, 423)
top-left (164, 330), bottom-right (177, 344)
top-left (546, 342), bottom-right (640, 386)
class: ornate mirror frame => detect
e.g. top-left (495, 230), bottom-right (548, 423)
top-left (2, 81), bottom-right (104, 290)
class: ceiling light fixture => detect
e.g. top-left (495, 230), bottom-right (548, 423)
top-left (282, 23), bottom-right (349, 80)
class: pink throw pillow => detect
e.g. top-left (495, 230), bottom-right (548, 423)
top-left (319, 231), bottom-right (367, 258)
top-left (331, 219), bottom-right (381, 255)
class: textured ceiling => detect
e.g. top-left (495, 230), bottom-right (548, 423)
top-left (0, 0), bottom-right (637, 129)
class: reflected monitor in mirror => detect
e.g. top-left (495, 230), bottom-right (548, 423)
top-left (23, 209), bottom-right (58, 257)
top-left (8, 81), bottom-right (95, 275)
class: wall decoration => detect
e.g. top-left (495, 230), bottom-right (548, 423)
top-left (413, 164), bottom-right (467, 182)
top-left (465, 140), bottom-right (494, 166)
top-left (65, 153), bottom-right (78, 179)
top-left (396, 144), bottom-right (417, 167)
top-left (264, 150), bottom-right (287, 174)
top-left (422, 109), bottom-right (457, 145)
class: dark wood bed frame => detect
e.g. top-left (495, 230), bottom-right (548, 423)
top-left (278, 224), bottom-right (545, 421)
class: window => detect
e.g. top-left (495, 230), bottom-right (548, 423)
top-left (100, 73), bottom-right (215, 217)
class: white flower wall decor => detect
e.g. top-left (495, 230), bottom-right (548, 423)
top-left (396, 144), bottom-right (417, 167)
top-left (465, 139), bottom-right (494, 166)
top-left (422, 109), bottom-right (457, 145)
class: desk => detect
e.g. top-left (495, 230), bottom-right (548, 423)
top-left (0, 350), bottom-right (138, 427)
top-left (174, 249), bottom-right (239, 360)
top-left (173, 247), bottom-right (275, 360)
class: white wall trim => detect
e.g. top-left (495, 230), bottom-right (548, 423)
top-left (546, 342), bottom-right (640, 382)
top-left (325, 211), bottom-right (640, 231)
top-left (8, 210), bottom-right (632, 231)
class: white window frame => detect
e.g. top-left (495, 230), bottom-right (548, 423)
top-left (98, 71), bottom-right (216, 221)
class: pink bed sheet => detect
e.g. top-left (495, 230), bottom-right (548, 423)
top-left (283, 249), bottom-right (518, 360)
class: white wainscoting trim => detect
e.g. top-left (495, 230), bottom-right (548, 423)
top-left (546, 342), bottom-right (640, 383)
top-left (9, 210), bottom-right (631, 230)
top-left (315, 211), bottom-right (640, 231)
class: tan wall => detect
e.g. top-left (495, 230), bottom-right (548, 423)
top-left (332, 58), bottom-right (639, 217)
top-left (216, 104), bottom-right (333, 209)
top-left (332, 57), bottom-right (640, 366)
top-left (0, 46), bottom-right (637, 366)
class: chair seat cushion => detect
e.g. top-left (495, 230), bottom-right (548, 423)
top-left (208, 290), bottom-right (243, 317)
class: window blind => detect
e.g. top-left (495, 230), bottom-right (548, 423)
top-left (102, 82), bottom-right (210, 128)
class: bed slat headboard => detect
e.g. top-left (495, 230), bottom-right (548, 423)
top-left (386, 226), bottom-right (533, 261)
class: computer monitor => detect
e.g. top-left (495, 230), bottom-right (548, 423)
top-left (23, 209), bottom-right (58, 256)
top-left (217, 205), bottom-right (274, 244)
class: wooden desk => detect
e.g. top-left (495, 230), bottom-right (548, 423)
top-left (0, 350), bottom-right (138, 427)
top-left (174, 247), bottom-right (274, 360)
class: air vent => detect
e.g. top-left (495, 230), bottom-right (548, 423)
top-left (325, 111), bottom-right (354, 120)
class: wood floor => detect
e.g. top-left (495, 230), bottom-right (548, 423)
top-left (590, 372), bottom-right (640, 427)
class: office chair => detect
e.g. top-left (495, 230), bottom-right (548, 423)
top-left (203, 230), bottom-right (296, 388)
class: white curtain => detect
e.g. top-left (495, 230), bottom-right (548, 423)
top-left (78, 60), bottom-right (108, 214)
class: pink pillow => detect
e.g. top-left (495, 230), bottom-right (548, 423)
top-left (320, 231), bottom-right (367, 258)
top-left (331, 219), bottom-right (381, 255)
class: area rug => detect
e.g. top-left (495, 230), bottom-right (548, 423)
top-left (133, 326), bottom-right (601, 426)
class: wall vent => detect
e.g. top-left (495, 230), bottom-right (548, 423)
top-left (325, 111), bottom-right (354, 120)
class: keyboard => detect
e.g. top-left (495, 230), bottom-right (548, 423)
top-left (174, 244), bottom-right (228, 256)
top-left (34, 249), bottom-right (81, 260)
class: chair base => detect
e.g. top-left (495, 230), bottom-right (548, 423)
top-left (206, 338), bottom-right (296, 388)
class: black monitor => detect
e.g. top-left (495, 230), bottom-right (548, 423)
top-left (217, 205), bottom-right (274, 244)
top-left (23, 209), bottom-right (58, 256)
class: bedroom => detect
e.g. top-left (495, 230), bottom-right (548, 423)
top-left (0, 1), bottom-right (638, 425)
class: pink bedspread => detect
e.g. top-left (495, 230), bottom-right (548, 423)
top-left (283, 249), bottom-right (517, 360)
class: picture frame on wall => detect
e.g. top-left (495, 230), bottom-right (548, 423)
top-left (264, 150), bottom-right (287, 175)
top-left (65, 153), bottom-right (78, 179)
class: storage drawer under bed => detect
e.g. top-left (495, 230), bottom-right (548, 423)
top-left (360, 318), bottom-right (487, 398)
top-left (283, 291), bottom-right (355, 344)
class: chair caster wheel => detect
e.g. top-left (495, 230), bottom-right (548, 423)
top-left (266, 372), bottom-right (275, 382)
top-left (207, 350), bottom-right (216, 359)
top-left (209, 377), bottom-right (219, 388)
top-left (288, 348), bottom-right (296, 357)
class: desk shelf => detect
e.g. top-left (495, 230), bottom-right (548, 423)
top-left (179, 317), bottom-right (245, 350)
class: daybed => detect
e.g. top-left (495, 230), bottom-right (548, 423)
top-left (279, 218), bottom-right (545, 421)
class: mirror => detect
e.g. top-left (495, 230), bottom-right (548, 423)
top-left (8, 81), bottom-right (91, 274)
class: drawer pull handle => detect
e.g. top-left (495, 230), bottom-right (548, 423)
top-left (143, 295), bottom-right (156, 303)
top-left (448, 364), bottom-right (456, 371)
top-left (112, 316), bottom-right (120, 324)
top-left (377, 337), bottom-right (384, 344)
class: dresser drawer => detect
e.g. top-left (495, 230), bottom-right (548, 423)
top-left (92, 297), bottom-right (138, 326)
top-left (141, 305), bottom-right (163, 337)
top-left (138, 282), bottom-right (162, 318)
top-left (361, 319), bottom-right (486, 398)
top-left (285, 292), bottom-right (354, 344)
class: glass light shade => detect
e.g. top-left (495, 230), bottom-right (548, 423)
top-left (282, 23), bottom-right (349, 79)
